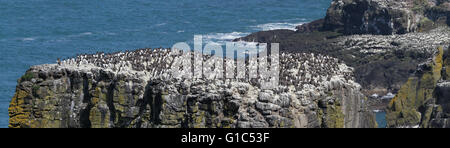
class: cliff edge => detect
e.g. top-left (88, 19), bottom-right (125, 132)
top-left (324, 0), bottom-right (450, 35)
top-left (9, 49), bottom-right (376, 128)
top-left (386, 46), bottom-right (450, 128)
top-left (234, 0), bottom-right (450, 111)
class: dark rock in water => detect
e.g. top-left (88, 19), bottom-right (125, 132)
top-left (233, 29), bottom-right (296, 43)
top-left (295, 19), bottom-right (325, 33)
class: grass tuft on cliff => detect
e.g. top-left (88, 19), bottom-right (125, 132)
top-left (20, 72), bottom-right (34, 82)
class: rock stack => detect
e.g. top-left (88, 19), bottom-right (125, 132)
top-left (386, 46), bottom-right (450, 128)
top-left (8, 49), bottom-right (376, 128)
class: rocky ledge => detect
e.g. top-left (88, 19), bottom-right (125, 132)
top-left (9, 49), bottom-right (376, 128)
top-left (234, 0), bottom-right (450, 111)
top-left (324, 0), bottom-right (450, 35)
top-left (386, 46), bottom-right (450, 128)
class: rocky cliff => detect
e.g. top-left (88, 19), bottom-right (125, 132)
top-left (324, 0), bottom-right (450, 35)
top-left (10, 0), bottom-right (449, 128)
top-left (235, 26), bottom-right (450, 105)
top-left (234, 0), bottom-right (450, 110)
top-left (9, 49), bottom-right (376, 128)
top-left (386, 46), bottom-right (450, 128)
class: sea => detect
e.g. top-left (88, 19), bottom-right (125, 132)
top-left (0, 0), bottom-right (386, 128)
top-left (375, 111), bottom-right (387, 128)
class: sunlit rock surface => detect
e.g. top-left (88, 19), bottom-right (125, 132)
top-left (8, 49), bottom-right (376, 128)
top-left (386, 46), bottom-right (450, 128)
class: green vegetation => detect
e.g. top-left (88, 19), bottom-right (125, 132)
top-left (326, 105), bottom-right (345, 128)
top-left (32, 85), bottom-right (40, 96)
top-left (20, 72), bottom-right (34, 82)
top-left (386, 47), bottom-right (445, 127)
top-left (418, 17), bottom-right (435, 32)
top-left (444, 47), bottom-right (450, 80)
top-left (32, 85), bottom-right (39, 91)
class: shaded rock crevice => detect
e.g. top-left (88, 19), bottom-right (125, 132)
top-left (80, 74), bottom-right (93, 128)
top-left (106, 81), bottom-right (116, 127)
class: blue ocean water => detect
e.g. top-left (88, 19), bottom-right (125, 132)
top-left (0, 0), bottom-right (332, 128)
top-left (376, 111), bottom-right (387, 128)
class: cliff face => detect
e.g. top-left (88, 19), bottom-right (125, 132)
top-left (235, 24), bottom-right (450, 102)
top-left (324, 0), bottom-right (450, 35)
top-left (11, 0), bottom-right (450, 129)
top-left (9, 50), bottom-right (376, 128)
top-left (386, 46), bottom-right (450, 128)
top-left (233, 0), bottom-right (450, 111)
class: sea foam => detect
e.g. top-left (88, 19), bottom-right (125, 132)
top-left (254, 22), bottom-right (305, 31)
top-left (203, 32), bottom-right (250, 45)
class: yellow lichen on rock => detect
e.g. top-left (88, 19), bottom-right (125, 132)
top-left (8, 89), bottom-right (32, 128)
top-left (89, 86), bottom-right (110, 128)
top-left (326, 105), bottom-right (345, 128)
top-left (8, 47), bottom-right (380, 128)
top-left (386, 47), bottom-right (445, 127)
top-left (444, 46), bottom-right (450, 80)
top-left (89, 106), bottom-right (110, 128)
top-left (434, 47), bottom-right (444, 81)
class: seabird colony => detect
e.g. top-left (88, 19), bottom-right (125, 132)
top-left (57, 48), bottom-right (356, 90)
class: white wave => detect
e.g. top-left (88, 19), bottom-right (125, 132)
top-left (155, 23), bottom-right (167, 27)
top-left (373, 110), bottom-right (384, 113)
top-left (195, 20), bottom-right (307, 45)
top-left (398, 125), bottom-right (420, 128)
top-left (177, 30), bottom-right (185, 33)
top-left (254, 22), bottom-right (305, 31)
top-left (202, 32), bottom-right (250, 45)
top-left (381, 93), bottom-right (395, 100)
top-left (370, 93), bottom-right (379, 98)
top-left (185, 32), bottom-right (262, 59)
top-left (22, 37), bottom-right (36, 41)
top-left (80, 32), bottom-right (93, 35)
top-left (69, 32), bottom-right (94, 38)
